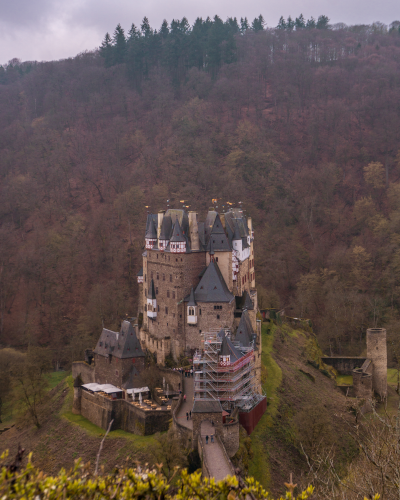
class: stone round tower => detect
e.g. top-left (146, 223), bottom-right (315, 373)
top-left (366, 328), bottom-right (387, 399)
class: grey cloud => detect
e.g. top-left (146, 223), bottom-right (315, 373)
top-left (0, 0), bottom-right (399, 64)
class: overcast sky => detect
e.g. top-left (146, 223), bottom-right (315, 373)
top-left (1, 0), bottom-right (399, 65)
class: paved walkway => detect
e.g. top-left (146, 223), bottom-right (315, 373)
top-left (176, 375), bottom-right (194, 430)
top-left (201, 430), bottom-right (233, 481)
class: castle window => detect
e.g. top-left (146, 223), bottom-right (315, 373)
top-left (189, 307), bottom-right (195, 315)
top-left (151, 271), bottom-right (153, 279)
top-left (199, 309), bottom-right (202, 315)
top-left (158, 305), bottom-right (160, 312)
top-left (157, 254), bottom-right (158, 259)
top-left (99, 342), bottom-right (103, 346)
top-left (167, 290), bottom-right (170, 298)
top-left (172, 291), bottom-right (176, 299)
top-left (176, 258), bottom-right (178, 262)
top-left (181, 258), bottom-right (182, 262)
top-left (216, 257), bottom-right (218, 262)
top-left (199, 329), bottom-right (202, 333)
top-left (166, 307), bottom-right (168, 314)
top-left (170, 275), bottom-right (172, 282)
top-left (145, 274), bottom-right (147, 282)
top-left (163, 274), bottom-right (165, 281)
top-left (173, 313), bottom-right (175, 318)
top-left (145, 305), bottom-right (147, 311)
top-left (217, 315), bottom-right (220, 319)
top-left (156, 287), bottom-right (158, 294)
top-left (115, 370), bottom-right (119, 376)
top-left (157, 272), bottom-right (159, 280)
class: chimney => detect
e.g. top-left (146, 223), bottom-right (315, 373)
top-left (247, 217), bottom-right (253, 233)
top-left (188, 212), bottom-right (199, 251)
top-left (220, 213), bottom-right (226, 229)
top-left (157, 211), bottom-right (165, 239)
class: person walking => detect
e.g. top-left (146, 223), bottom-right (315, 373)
top-left (186, 412), bottom-right (189, 421)
top-left (211, 434), bottom-right (214, 443)
top-left (206, 435), bottom-right (209, 444)
top-left (189, 410), bottom-right (192, 419)
top-left (184, 394), bottom-right (186, 402)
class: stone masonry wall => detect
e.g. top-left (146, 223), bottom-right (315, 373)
top-left (192, 412), bottom-right (223, 446)
top-left (221, 421), bottom-right (240, 458)
top-left (72, 361), bottom-right (95, 384)
top-left (94, 354), bottom-right (145, 387)
top-left (367, 328), bottom-right (387, 399)
top-left (80, 390), bottom-right (171, 435)
top-left (143, 250), bottom-right (206, 358)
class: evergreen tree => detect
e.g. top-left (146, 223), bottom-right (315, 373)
top-left (141, 17), bottom-right (153, 37)
top-left (100, 32), bottom-right (113, 67)
top-left (286, 16), bottom-right (295, 31)
top-left (128, 23), bottom-right (140, 41)
top-left (306, 17), bottom-right (316, 29)
top-left (240, 17), bottom-right (250, 33)
top-left (295, 14), bottom-right (306, 29)
top-left (227, 17), bottom-right (240, 33)
top-left (251, 15), bottom-right (265, 32)
top-left (160, 20), bottom-right (169, 38)
top-left (112, 23), bottom-right (126, 64)
top-left (277, 16), bottom-right (287, 29)
top-left (316, 15), bottom-right (330, 29)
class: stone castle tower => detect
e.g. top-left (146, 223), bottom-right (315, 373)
top-left (367, 328), bottom-right (387, 399)
top-left (136, 207), bottom-right (262, 393)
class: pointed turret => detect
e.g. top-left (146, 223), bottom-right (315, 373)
top-left (145, 217), bottom-right (157, 249)
top-left (187, 287), bottom-right (197, 324)
top-left (188, 287), bottom-right (196, 306)
top-left (170, 219), bottom-right (187, 253)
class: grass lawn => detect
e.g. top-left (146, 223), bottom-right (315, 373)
top-left (248, 322), bottom-right (282, 488)
top-left (46, 371), bottom-right (69, 389)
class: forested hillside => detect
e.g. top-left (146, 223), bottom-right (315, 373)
top-left (1, 18), bottom-right (400, 367)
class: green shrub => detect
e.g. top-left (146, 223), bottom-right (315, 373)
top-left (0, 450), bottom-right (315, 499)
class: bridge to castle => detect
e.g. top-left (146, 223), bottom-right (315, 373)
top-left (175, 376), bottom-right (234, 481)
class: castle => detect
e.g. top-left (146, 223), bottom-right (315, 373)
top-left (137, 208), bottom-right (261, 381)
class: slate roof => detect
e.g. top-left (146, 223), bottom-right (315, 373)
top-left (137, 268), bottom-right (143, 277)
top-left (147, 279), bottom-right (156, 299)
top-left (220, 336), bottom-right (243, 362)
top-left (206, 214), bottom-right (231, 252)
top-left (166, 209), bottom-right (189, 235)
top-left (170, 219), bottom-right (186, 243)
top-left (194, 261), bottom-right (234, 303)
top-left (235, 310), bottom-right (253, 347)
top-left (192, 400), bottom-right (223, 413)
top-left (94, 321), bottom-right (145, 360)
top-left (217, 328), bottom-right (226, 339)
top-left (145, 217), bottom-right (157, 239)
top-left (188, 288), bottom-right (197, 306)
top-left (159, 215), bottom-right (172, 240)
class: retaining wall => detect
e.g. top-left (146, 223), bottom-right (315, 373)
top-left (72, 361), bottom-right (95, 384)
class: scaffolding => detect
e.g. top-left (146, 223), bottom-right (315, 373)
top-left (193, 329), bottom-right (264, 412)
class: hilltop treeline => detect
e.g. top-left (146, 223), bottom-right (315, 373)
top-left (0, 21), bottom-right (400, 366)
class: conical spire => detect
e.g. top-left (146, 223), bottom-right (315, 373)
top-left (145, 217), bottom-right (157, 239)
top-left (170, 218), bottom-right (186, 242)
top-left (188, 287), bottom-right (196, 306)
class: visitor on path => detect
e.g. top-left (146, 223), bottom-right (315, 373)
top-left (211, 435), bottom-right (214, 443)
top-left (206, 435), bottom-right (209, 444)
top-left (189, 410), bottom-right (192, 418)
top-left (211, 420), bottom-right (214, 426)
top-left (184, 394), bottom-right (186, 401)
top-left (186, 412), bottom-right (189, 420)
